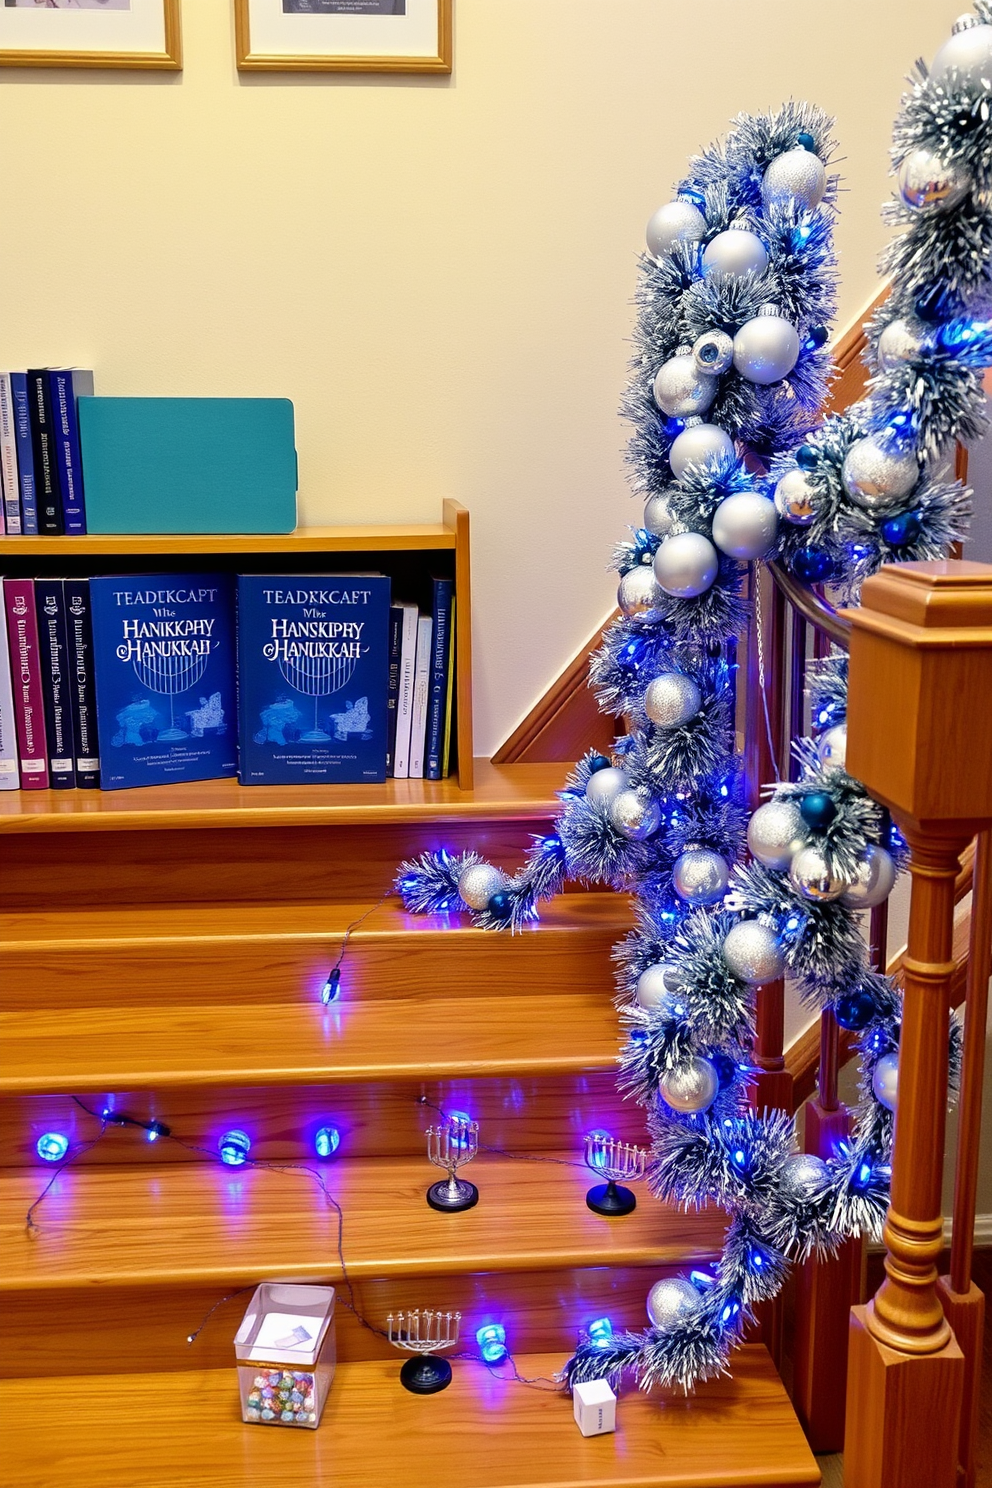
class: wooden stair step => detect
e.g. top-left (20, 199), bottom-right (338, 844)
top-left (2, 1349), bottom-right (821, 1488)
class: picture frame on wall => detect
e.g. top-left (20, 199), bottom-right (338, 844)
top-left (235, 0), bottom-right (451, 74)
top-left (0, 0), bottom-right (181, 71)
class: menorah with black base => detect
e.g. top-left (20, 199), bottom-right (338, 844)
top-left (387, 1309), bottom-right (461, 1394)
top-left (583, 1134), bottom-right (646, 1217)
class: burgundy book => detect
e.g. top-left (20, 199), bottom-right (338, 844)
top-left (3, 578), bottom-right (49, 789)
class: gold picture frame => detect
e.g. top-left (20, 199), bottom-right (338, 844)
top-left (235, 0), bottom-right (451, 74)
top-left (0, 0), bottom-right (181, 71)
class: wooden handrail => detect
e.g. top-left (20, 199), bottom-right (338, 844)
top-left (768, 562), bottom-right (852, 648)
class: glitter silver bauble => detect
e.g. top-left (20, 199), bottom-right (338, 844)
top-left (672, 848), bottom-right (730, 906)
top-left (618, 565), bottom-right (666, 624)
top-left (692, 328), bottom-right (734, 376)
top-left (780, 1152), bottom-right (831, 1202)
top-left (659, 1056), bottom-right (720, 1114)
top-left (646, 1276), bottom-right (701, 1329)
top-left (711, 492), bottom-right (778, 560)
top-left (732, 313), bottom-right (801, 386)
top-left (701, 228), bottom-right (769, 281)
top-left (840, 844), bottom-right (897, 909)
top-left (761, 148), bottom-right (827, 212)
top-left (721, 919), bottom-right (786, 985)
top-left (669, 422), bottom-right (736, 480)
top-left (747, 799), bottom-right (807, 870)
top-left (653, 531), bottom-right (719, 598)
top-left (457, 862), bottom-right (506, 911)
top-left (584, 765), bottom-right (628, 807)
top-left (872, 1052), bottom-right (899, 1112)
top-left (652, 353), bottom-right (718, 419)
top-left (773, 468), bottom-right (817, 526)
top-left (897, 147), bottom-right (971, 212)
top-left (643, 492), bottom-right (677, 538)
top-left (841, 436), bottom-right (919, 510)
top-left (931, 19), bottom-right (992, 86)
top-left (635, 962), bottom-right (682, 1010)
top-left (609, 787), bottom-right (661, 841)
top-left (646, 199), bottom-right (707, 258)
top-left (644, 672), bottom-right (702, 728)
top-left (817, 724), bottom-right (848, 772)
top-left (876, 318), bottom-right (925, 371)
top-left (789, 845), bottom-right (848, 902)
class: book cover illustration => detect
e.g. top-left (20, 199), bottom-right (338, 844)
top-left (90, 574), bottom-right (236, 790)
top-left (237, 575), bottom-right (390, 785)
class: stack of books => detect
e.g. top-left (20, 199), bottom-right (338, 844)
top-left (0, 369), bottom-right (93, 536)
top-left (0, 571), bottom-right (455, 792)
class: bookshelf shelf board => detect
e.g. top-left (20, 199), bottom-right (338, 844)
top-left (0, 523), bottom-right (456, 557)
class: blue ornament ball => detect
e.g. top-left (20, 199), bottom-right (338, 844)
top-left (791, 545), bottom-right (834, 583)
top-left (799, 791), bottom-right (837, 830)
top-left (797, 131), bottom-right (816, 151)
top-left (588, 754), bottom-right (612, 774)
top-left (795, 444), bottom-right (818, 470)
top-left (834, 988), bottom-right (876, 1031)
top-left (487, 889), bottom-right (513, 918)
top-left (711, 1051), bottom-right (737, 1089)
top-left (880, 510), bottom-right (922, 548)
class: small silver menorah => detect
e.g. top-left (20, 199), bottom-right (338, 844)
top-left (583, 1132), bottom-right (646, 1217)
top-left (387, 1308), bottom-right (461, 1394)
top-left (425, 1116), bottom-right (480, 1213)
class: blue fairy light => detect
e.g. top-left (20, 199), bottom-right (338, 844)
top-left (321, 968), bottom-right (341, 1004)
top-left (586, 1129), bottom-right (612, 1169)
top-left (850, 1158), bottom-right (875, 1193)
top-left (36, 1132), bottom-right (69, 1163)
top-left (448, 1111), bottom-right (473, 1149)
top-left (476, 1323), bottom-right (507, 1363)
top-left (314, 1126), bottom-right (341, 1159)
top-left (747, 1244), bottom-right (770, 1274)
top-left (690, 1269), bottom-right (717, 1292)
top-left (720, 1299), bottom-right (741, 1327)
top-left (219, 1129), bottom-right (251, 1167)
top-left (588, 1316), bottom-right (615, 1347)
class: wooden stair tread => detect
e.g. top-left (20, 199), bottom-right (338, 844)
top-left (2, 1349), bottom-right (820, 1488)
top-left (1, 1155), bottom-right (726, 1289)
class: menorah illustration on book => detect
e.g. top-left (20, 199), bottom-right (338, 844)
top-left (255, 645), bottom-right (371, 747)
top-left (113, 641), bottom-right (225, 746)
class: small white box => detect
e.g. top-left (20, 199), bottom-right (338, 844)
top-left (572, 1378), bottom-right (617, 1437)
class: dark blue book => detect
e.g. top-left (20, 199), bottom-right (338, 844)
top-left (34, 581), bottom-right (76, 789)
top-left (27, 370), bottom-right (63, 535)
top-left (0, 374), bottom-right (21, 534)
top-left (63, 580), bottom-right (99, 788)
top-left (10, 374), bottom-right (38, 534)
top-left (49, 370), bottom-right (93, 535)
top-left (425, 577), bottom-right (454, 781)
top-left (237, 575), bottom-right (391, 785)
top-left (90, 574), bottom-right (237, 791)
top-left (384, 604), bottom-right (403, 776)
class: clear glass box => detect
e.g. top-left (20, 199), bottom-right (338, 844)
top-left (234, 1283), bottom-right (336, 1427)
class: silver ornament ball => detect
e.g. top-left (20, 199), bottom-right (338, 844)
top-left (840, 844), bottom-right (897, 909)
top-left (653, 353), bottom-right (718, 419)
top-left (877, 318), bottom-right (925, 371)
top-left (584, 765), bottom-right (628, 808)
top-left (618, 565), bottom-right (666, 624)
top-left (817, 724), bottom-right (848, 773)
top-left (644, 672), bottom-right (702, 728)
top-left (669, 422), bottom-right (736, 480)
top-left (747, 799), bottom-right (807, 870)
top-left (780, 1152), bottom-right (831, 1202)
top-left (773, 468), bottom-right (817, 526)
top-left (692, 329), bottom-right (734, 376)
top-left (761, 149), bottom-right (827, 212)
top-left (635, 962), bottom-right (683, 1010)
top-left (841, 436), bottom-right (919, 510)
top-left (711, 491), bottom-right (778, 560)
top-left (673, 848), bottom-right (730, 906)
top-left (789, 845), bottom-right (848, 902)
top-left (872, 1052), bottom-right (899, 1113)
top-left (609, 788), bottom-right (661, 841)
top-left (733, 312), bottom-right (801, 386)
top-left (701, 228), bottom-right (769, 281)
top-left (646, 1276), bottom-right (701, 1330)
top-left (659, 1056), bottom-right (720, 1114)
top-left (897, 147), bottom-right (971, 212)
top-left (722, 919), bottom-right (786, 985)
top-left (457, 862), bottom-right (506, 911)
top-left (646, 199), bottom-right (707, 258)
top-left (931, 19), bottom-right (992, 86)
top-left (653, 531), bottom-right (719, 598)
top-left (643, 492), bottom-right (676, 538)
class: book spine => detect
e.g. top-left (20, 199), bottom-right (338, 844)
top-left (3, 579), bottom-right (49, 788)
top-left (0, 374), bottom-right (21, 534)
top-left (49, 370), bottom-right (91, 535)
top-left (34, 580), bottom-right (76, 789)
top-left (63, 579), bottom-right (100, 787)
top-left (408, 615), bottom-right (433, 781)
top-left (425, 578), bottom-right (453, 781)
top-left (10, 374), bottom-right (38, 535)
top-left (392, 605), bottom-right (419, 780)
top-left (441, 595), bottom-right (457, 778)
top-left (0, 604), bottom-right (20, 789)
top-left (27, 370), bottom-right (63, 536)
top-left (384, 605), bottom-right (403, 776)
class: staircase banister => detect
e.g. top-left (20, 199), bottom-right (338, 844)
top-left (768, 562), bottom-right (852, 649)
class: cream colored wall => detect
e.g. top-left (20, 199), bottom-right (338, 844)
top-left (0, 0), bottom-right (962, 754)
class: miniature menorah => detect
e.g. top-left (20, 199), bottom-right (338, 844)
top-left (425, 1116), bottom-right (480, 1212)
top-left (387, 1309), bottom-right (462, 1394)
top-left (583, 1133), bottom-right (646, 1216)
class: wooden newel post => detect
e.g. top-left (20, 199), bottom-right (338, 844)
top-left (842, 561), bottom-right (992, 1488)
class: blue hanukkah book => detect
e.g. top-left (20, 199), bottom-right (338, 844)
top-left (89, 574), bottom-right (237, 791)
top-left (237, 575), bottom-right (391, 785)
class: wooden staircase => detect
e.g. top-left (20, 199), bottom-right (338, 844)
top-left (0, 760), bottom-right (820, 1488)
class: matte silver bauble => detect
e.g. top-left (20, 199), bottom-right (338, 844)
top-left (652, 354), bottom-right (718, 419)
top-left (701, 228), bottom-right (769, 281)
top-left (669, 422), bottom-right (736, 480)
top-left (635, 962), bottom-right (682, 1010)
top-left (711, 492), bottom-right (778, 560)
top-left (692, 329), bottom-right (734, 376)
top-left (780, 1152), bottom-right (830, 1202)
top-left (643, 492), bottom-right (676, 537)
top-left (609, 788), bottom-right (661, 841)
top-left (930, 19), bottom-right (992, 86)
top-left (872, 1052), bottom-right (899, 1113)
top-left (653, 532), bottom-right (719, 598)
top-left (659, 1056), bottom-right (720, 1114)
top-left (761, 149), bottom-right (827, 212)
top-left (644, 672), bottom-right (702, 729)
top-left (747, 799), bottom-right (807, 870)
top-left (840, 844), bottom-right (897, 909)
top-left (721, 919), bottom-right (786, 985)
top-left (733, 312), bottom-right (801, 386)
top-left (457, 862), bottom-right (506, 911)
top-left (877, 318), bottom-right (925, 371)
top-left (672, 848), bottom-right (730, 906)
top-left (646, 200), bottom-right (707, 259)
top-left (646, 1276), bottom-right (701, 1330)
top-left (817, 724), bottom-right (848, 772)
top-left (897, 147), bottom-right (971, 212)
top-left (618, 565), bottom-right (666, 624)
top-left (773, 468), bottom-right (817, 526)
top-left (841, 436), bottom-right (919, 510)
top-left (789, 845), bottom-right (848, 902)
top-left (584, 765), bottom-right (628, 807)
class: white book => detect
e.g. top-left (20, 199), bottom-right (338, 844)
top-left (391, 602), bottom-right (420, 779)
top-left (407, 614), bottom-right (433, 780)
top-left (0, 599), bottom-right (20, 789)
top-left (0, 374), bottom-right (17, 534)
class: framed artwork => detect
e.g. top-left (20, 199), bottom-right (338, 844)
top-left (234, 0), bottom-right (451, 74)
top-left (0, 0), bottom-right (181, 70)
